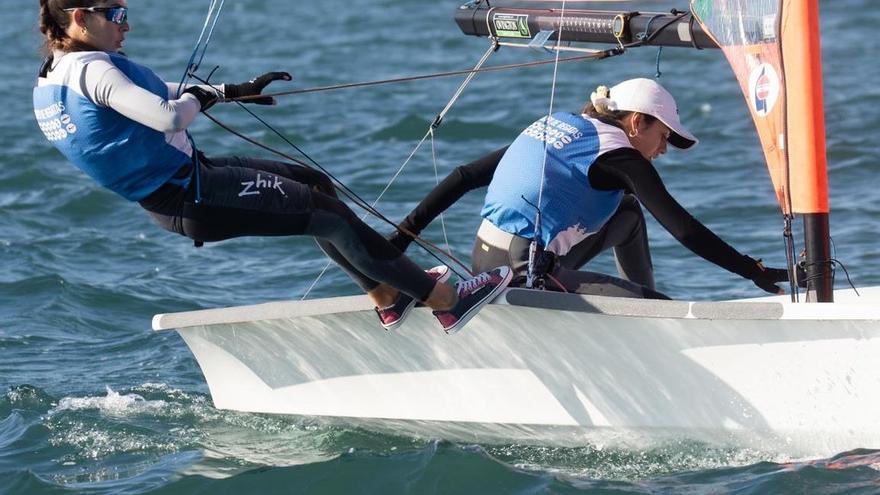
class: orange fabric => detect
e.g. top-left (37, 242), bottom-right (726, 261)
top-left (783, 0), bottom-right (829, 213)
top-left (692, 0), bottom-right (829, 215)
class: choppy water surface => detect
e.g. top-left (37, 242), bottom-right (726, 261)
top-left (2, 0), bottom-right (879, 493)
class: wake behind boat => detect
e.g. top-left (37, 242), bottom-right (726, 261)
top-left (153, 0), bottom-right (880, 458)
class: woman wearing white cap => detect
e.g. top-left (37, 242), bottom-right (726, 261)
top-left (388, 78), bottom-right (788, 298)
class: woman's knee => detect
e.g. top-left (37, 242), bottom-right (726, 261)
top-left (310, 191), bottom-right (356, 222)
top-left (302, 168), bottom-right (335, 196)
top-left (611, 195), bottom-right (646, 234)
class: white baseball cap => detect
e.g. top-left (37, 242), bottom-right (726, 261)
top-left (609, 78), bottom-right (698, 149)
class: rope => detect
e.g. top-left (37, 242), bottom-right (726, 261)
top-left (229, 51), bottom-right (615, 102)
top-left (622, 10), bottom-right (691, 49)
top-left (199, 111), bottom-right (467, 275)
top-left (783, 215), bottom-right (799, 302)
top-left (298, 44), bottom-right (499, 295)
top-left (654, 47), bottom-right (664, 78)
top-left (177, 0), bottom-right (225, 94)
top-left (182, 6), bottom-right (618, 297)
top-left (429, 128), bottom-right (453, 254)
top-left (177, 0), bottom-right (226, 233)
top-left (527, 0), bottom-right (568, 288)
top-left (189, 40), bottom-right (497, 293)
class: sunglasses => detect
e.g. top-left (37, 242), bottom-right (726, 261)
top-left (63, 6), bottom-right (128, 25)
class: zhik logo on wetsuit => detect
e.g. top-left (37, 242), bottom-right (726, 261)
top-left (239, 173), bottom-right (287, 197)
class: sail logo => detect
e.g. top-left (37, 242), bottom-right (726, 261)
top-left (493, 14), bottom-right (530, 38)
top-left (748, 63), bottom-right (780, 117)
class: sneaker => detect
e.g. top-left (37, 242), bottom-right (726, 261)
top-left (375, 265), bottom-right (451, 330)
top-left (433, 265), bottom-right (513, 335)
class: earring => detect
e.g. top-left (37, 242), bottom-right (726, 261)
top-left (81, 27), bottom-right (87, 35)
top-left (628, 129), bottom-right (639, 138)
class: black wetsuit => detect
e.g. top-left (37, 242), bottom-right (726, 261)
top-left (140, 155), bottom-right (437, 301)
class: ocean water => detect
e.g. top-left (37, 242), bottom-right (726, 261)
top-left (3, 0), bottom-right (880, 493)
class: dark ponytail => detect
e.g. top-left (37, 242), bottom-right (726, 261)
top-left (38, 0), bottom-right (100, 54)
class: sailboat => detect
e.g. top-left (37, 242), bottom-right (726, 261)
top-left (152, 1), bottom-right (880, 457)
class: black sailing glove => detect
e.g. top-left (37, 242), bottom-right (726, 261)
top-left (224, 71), bottom-right (292, 105)
top-left (183, 86), bottom-right (219, 112)
top-left (743, 255), bottom-right (789, 295)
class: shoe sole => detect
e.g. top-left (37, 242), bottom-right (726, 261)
top-left (384, 266), bottom-right (451, 331)
top-left (444, 267), bottom-right (513, 335)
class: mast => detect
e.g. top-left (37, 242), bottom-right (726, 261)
top-left (784, 0), bottom-right (833, 302)
top-left (455, 0), bottom-right (834, 302)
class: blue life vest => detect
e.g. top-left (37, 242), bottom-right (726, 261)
top-left (33, 52), bottom-right (191, 201)
top-left (481, 113), bottom-right (630, 256)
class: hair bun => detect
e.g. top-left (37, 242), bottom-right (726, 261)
top-left (590, 85), bottom-right (617, 114)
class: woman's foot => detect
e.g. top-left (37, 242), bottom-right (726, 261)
top-left (433, 266), bottom-right (512, 335)
top-left (374, 266), bottom-right (451, 330)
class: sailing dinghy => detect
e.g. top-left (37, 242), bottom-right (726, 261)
top-left (153, 0), bottom-right (880, 456)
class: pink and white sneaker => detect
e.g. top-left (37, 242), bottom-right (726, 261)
top-left (433, 265), bottom-right (512, 335)
top-left (375, 265), bottom-right (451, 330)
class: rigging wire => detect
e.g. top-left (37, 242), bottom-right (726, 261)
top-left (176, 0), bottom-right (226, 212)
top-left (198, 110), bottom-right (464, 273)
top-left (180, 1), bottom-right (625, 297)
top-left (187, 42), bottom-right (501, 293)
top-left (774, 3), bottom-right (801, 302)
top-left (297, 43), bottom-right (498, 295)
top-left (429, 128), bottom-right (453, 254)
top-left (227, 51), bottom-right (617, 102)
top-left (527, 0), bottom-right (568, 289)
top-left (622, 10), bottom-right (690, 49)
top-left (177, 0), bottom-right (225, 94)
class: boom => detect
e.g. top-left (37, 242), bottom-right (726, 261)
top-left (454, 2), bottom-right (719, 49)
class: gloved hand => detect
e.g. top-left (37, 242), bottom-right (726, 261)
top-left (744, 256), bottom-right (789, 294)
top-left (183, 86), bottom-right (219, 111)
top-left (224, 71), bottom-right (292, 105)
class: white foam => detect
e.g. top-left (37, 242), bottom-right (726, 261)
top-left (51, 386), bottom-right (167, 416)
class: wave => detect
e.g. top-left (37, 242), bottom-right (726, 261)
top-left (5, 381), bottom-right (880, 492)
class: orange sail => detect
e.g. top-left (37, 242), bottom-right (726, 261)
top-left (692, 0), bottom-right (828, 215)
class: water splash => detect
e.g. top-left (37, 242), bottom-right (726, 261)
top-left (51, 386), bottom-right (168, 417)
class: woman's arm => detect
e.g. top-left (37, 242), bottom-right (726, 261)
top-left (589, 148), bottom-right (761, 279)
top-left (83, 59), bottom-right (205, 133)
top-left (389, 146), bottom-right (508, 251)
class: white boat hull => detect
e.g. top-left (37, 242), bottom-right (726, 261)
top-left (153, 287), bottom-right (880, 456)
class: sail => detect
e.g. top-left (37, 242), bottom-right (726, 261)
top-left (691, 0), bottom-right (828, 216)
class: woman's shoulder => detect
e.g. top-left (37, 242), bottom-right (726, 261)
top-left (48, 51), bottom-right (114, 75)
top-left (588, 117), bottom-right (633, 154)
top-left (41, 51), bottom-right (114, 86)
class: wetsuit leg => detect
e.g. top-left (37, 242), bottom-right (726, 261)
top-left (471, 231), bottom-right (531, 284)
top-left (471, 217), bottom-right (667, 299)
top-left (547, 266), bottom-right (669, 299)
top-left (203, 156), bottom-right (333, 190)
top-left (177, 160), bottom-right (436, 301)
top-left (556, 194), bottom-right (656, 290)
top-left (202, 156), bottom-right (379, 292)
top-left (305, 192), bottom-right (436, 301)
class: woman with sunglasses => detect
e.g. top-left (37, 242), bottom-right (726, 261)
top-left (33, 0), bottom-right (512, 334)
